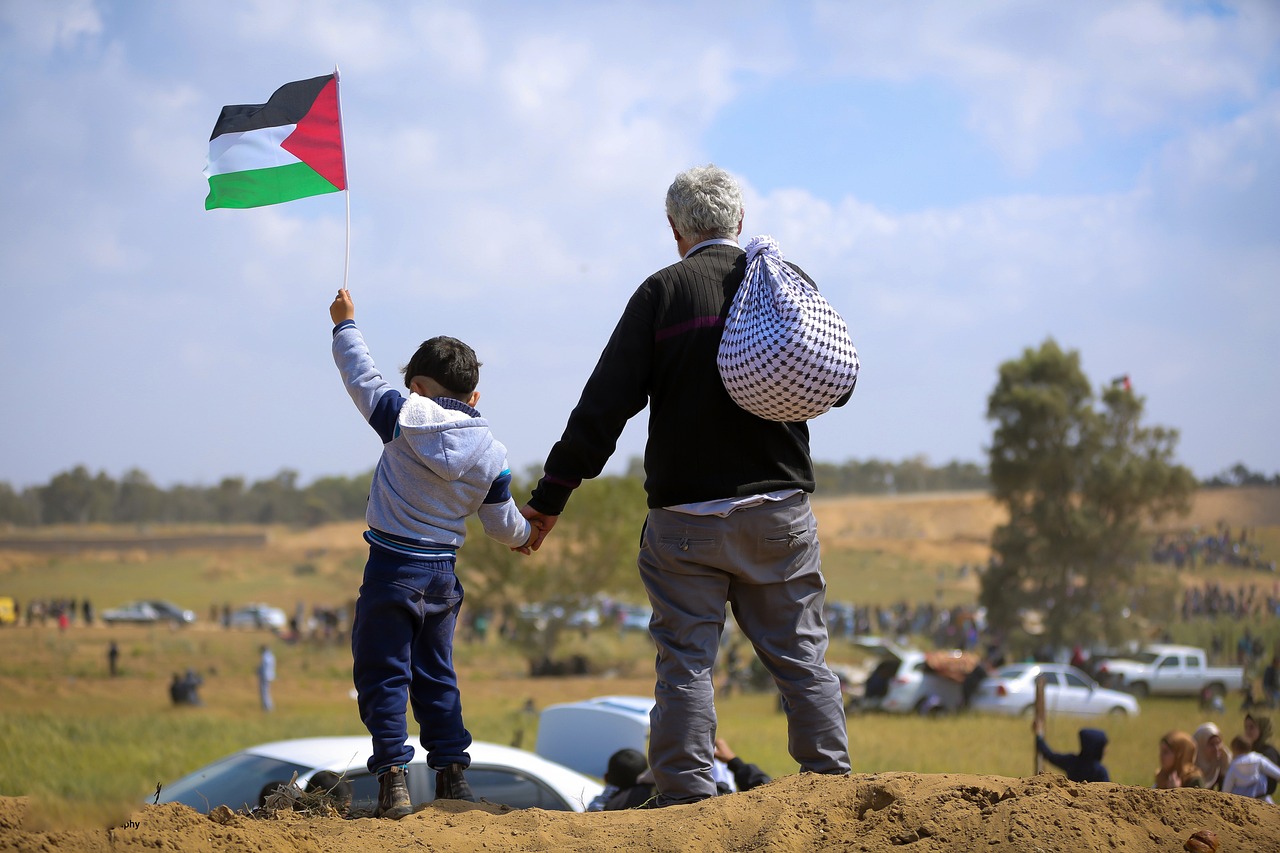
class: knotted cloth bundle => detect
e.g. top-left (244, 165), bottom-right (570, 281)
top-left (717, 235), bottom-right (859, 422)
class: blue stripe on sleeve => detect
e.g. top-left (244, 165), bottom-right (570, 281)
top-left (484, 469), bottom-right (513, 504)
top-left (368, 389), bottom-right (405, 444)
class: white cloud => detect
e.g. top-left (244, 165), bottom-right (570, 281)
top-left (0, 1), bottom-right (1277, 489)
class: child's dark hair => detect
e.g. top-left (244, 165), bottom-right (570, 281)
top-left (604, 748), bottom-right (647, 788)
top-left (1232, 734), bottom-right (1252, 754)
top-left (402, 336), bottom-right (480, 399)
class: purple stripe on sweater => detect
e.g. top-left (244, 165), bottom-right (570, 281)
top-left (655, 315), bottom-right (722, 342)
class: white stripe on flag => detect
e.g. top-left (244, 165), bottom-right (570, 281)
top-left (203, 125), bottom-right (302, 178)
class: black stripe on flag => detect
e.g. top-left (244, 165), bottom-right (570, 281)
top-left (208, 75), bottom-right (334, 141)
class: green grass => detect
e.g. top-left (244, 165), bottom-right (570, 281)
top-left (3, 517), bottom-right (1278, 828)
top-left (0, 619), bottom-right (1248, 829)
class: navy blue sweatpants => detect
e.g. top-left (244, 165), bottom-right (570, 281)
top-left (352, 544), bottom-right (472, 774)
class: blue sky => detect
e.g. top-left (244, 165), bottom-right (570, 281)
top-left (1, 0), bottom-right (1277, 491)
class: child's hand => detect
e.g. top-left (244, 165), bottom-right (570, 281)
top-left (330, 289), bottom-right (355, 325)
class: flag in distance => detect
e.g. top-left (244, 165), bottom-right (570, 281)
top-left (204, 74), bottom-right (346, 210)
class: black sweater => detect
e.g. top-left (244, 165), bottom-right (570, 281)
top-left (530, 244), bottom-right (825, 514)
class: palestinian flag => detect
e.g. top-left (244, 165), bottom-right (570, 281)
top-left (204, 74), bottom-right (346, 210)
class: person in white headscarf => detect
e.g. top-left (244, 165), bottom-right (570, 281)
top-left (1193, 722), bottom-right (1231, 790)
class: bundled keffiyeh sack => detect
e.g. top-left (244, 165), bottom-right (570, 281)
top-left (717, 235), bottom-right (859, 422)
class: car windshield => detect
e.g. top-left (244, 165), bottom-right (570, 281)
top-left (994, 665), bottom-right (1032, 680)
top-left (157, 752), bottom-right (310, 812)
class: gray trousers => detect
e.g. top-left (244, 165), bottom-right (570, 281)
top-left (638, 493), bottom-right (850, 803)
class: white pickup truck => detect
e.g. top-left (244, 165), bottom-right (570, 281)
top-left (1095, 644), bottom-right (1245, 698)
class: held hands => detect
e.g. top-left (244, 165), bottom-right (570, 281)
top-left (330, 288), bottom-right (355, 325)
top-left (512, 504), bottom-right (558, 555)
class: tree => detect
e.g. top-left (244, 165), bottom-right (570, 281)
top-left (38, 466), bottom-right (116, 524)
top-left (460, 474), bottom-right (648, 655)
top-left (980, 339), bottom-right (1196, 647)
top-left (114, 468), bottom-right (164, 524)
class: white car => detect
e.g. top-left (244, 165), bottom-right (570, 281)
top-left (854, 638), bottom-right (970, 715)
top-left (153, 737), bottom-right (604, 814)
top-left (227, 603), bottom-right (288, 630)
top-left (971, 663), bottom-right (1140, 717)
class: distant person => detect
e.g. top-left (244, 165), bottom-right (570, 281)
top-left (1154, 730), bottom-right (1202, 789)
top-left (258, 645), bottom-right (275, 711)
top-left (1192, 722), bottom-right (1230, 791)
top-left (107, 640), bottom-right (120, 677)
top-left (519, 164), bottom-right (852, 806)
top-left (1222, 734), bottom-right (1280, 801)
top-left (1244, 713), bottom-right (1280, 798)
top-left (329, 288), bottom-right (536, 818)
top-left (182, 668), bottom-right (204, 705)
top-left (1263, 658), bottom-right (1280, 709)
top-left (1035, 727), bottom-right (1110, 783)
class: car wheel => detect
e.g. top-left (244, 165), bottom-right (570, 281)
top-left (1205, 682), bottom-right (1226, 698)
top-left (1021, 704), bottom-right (1036, 718)
top-left (1129, 682), bottom-right (1149, 698)
top-left (1108, 706), bottom-right (1129, 717)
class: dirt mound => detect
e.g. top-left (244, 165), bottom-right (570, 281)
top-left (4, 772), bottom-right (1279, 852)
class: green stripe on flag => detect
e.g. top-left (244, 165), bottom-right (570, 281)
top-left (205, 161), bottom-right (340, 210)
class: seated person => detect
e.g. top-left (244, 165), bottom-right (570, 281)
top-left (588, 748), bottom-right (652, 811)
top-left (713, 737), bottom-right (771, 792)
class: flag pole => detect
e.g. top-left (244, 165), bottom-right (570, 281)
top-left (334, 64), bottom-right (351, 291)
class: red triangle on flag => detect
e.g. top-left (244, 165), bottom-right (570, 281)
top-left (282, 78), bottom-right (346, 190)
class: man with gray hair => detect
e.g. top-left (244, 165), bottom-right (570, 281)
top-left (521, 164), bottom-right (852, 805)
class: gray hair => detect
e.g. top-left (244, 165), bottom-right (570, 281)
top-left (665, 164), bottom-right (743, 241)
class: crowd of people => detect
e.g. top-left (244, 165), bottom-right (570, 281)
top-left (1152, 523), bottom-right (1274, 572)
top-left (13, 597), bottom-right (93, 629)
top-left (1183, 582), bottom-right (1280, 621)
top-left (1035, 712), bottom-right (1280, 801)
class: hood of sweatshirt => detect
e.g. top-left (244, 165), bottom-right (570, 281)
top-left (1078, 728), bottom-right (1108, 762)
top-left (395, 394), bottom-right (494, 482)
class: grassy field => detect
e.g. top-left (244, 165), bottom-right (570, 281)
top-left (2, 487), bottom-right (1279, 827)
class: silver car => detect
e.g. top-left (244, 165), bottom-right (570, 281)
top-left (971, 663), bottom-right (1140, 717)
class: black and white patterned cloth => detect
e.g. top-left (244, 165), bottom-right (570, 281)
top-left (717, 235), bottom-right (859, 422)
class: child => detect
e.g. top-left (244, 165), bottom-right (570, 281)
top-left (1221, 734), bottom-right (1280, 801)
top-left (330, 288), bottom-right (535, 819)
top-left (1035, 727), bottom-right (1110, 783)
top-left (587, 748), bottom-right (651, 811)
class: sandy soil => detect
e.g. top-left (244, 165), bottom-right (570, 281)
top-left (4, 771), bottom-right (1279, 852)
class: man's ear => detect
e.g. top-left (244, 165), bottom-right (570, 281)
top-left (467, 390), bottom-right (480, 407)
top-left (408, 377), bottom-right (429, 396)
top-left (667, 215), bottom-right (682, 242)
top-left (736, 212), bottom-right (743, 236)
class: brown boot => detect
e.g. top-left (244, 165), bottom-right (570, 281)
top-left (376, 765), bottom-right (412, 819)
top-left (434, 764), bottom-right (476, 802)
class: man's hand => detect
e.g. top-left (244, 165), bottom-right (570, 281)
top-left (330, 288), bottom-right (355, 325)
top-left (713, 738), bottom-right (737, 763)
top-left (513, 504), bottom-right (558, 553)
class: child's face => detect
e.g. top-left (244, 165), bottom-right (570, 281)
top-left (1159, 741), bottom-right (1175, 769)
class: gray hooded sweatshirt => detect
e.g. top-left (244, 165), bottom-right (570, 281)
top-left (332, 320), bottom-right (530, 552)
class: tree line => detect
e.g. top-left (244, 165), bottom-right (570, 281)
top-left (0, 453), bottom-right (1273, 530)
top-left (0, 456), bottom-right (995, 528)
